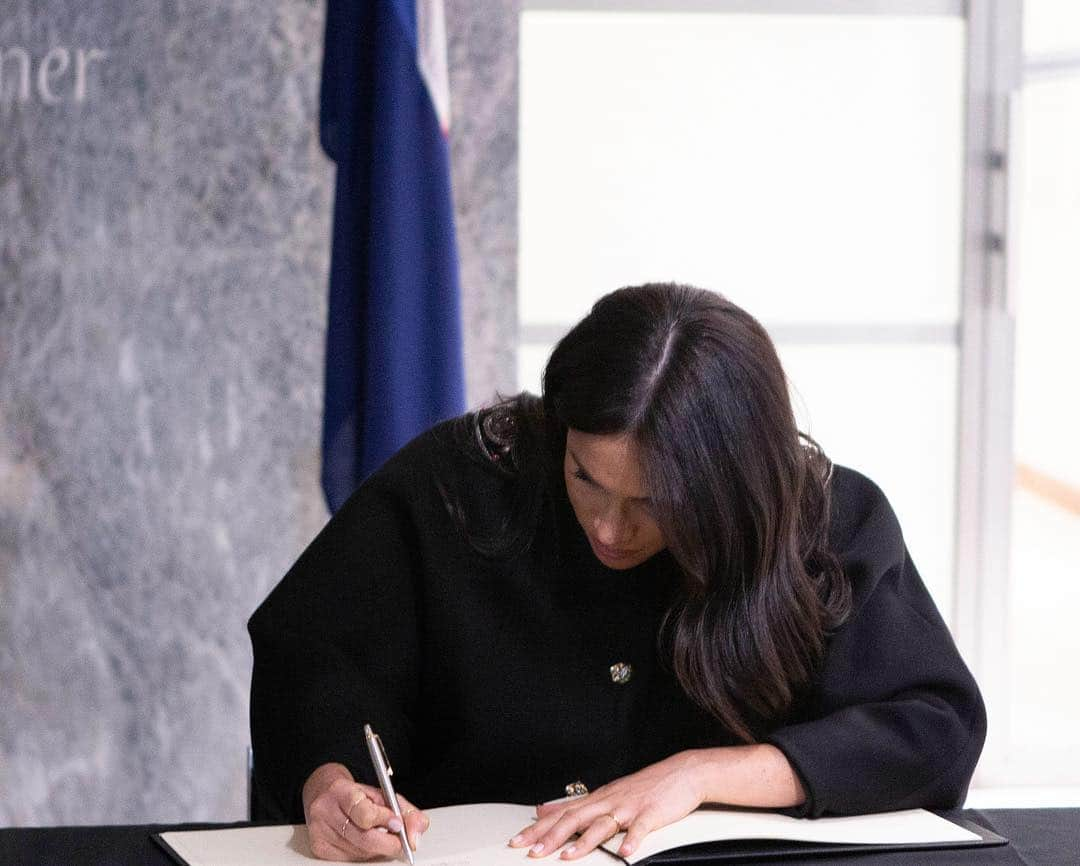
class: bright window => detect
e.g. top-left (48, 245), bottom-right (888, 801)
top-left (1000, 70), bottom-right (1080, 786)
top-left (519, 7), bottom-right (965, 615)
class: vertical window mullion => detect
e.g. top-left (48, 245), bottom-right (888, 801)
top-left (953, 0), bottom-right (1023, 784)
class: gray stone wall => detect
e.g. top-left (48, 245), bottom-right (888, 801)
top-left (0, 0), bottom-right (518, 825)
top-left (448, 0), bottom-right (519, 404)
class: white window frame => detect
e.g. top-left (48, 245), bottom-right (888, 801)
top-left (954, 0), bottom-right (1022, 784)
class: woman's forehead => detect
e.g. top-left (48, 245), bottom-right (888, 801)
top-left (565, 429), bottom-right (649, 500)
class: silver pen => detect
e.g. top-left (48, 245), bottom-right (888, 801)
top-left (364, 723), bottom-right (416, 865)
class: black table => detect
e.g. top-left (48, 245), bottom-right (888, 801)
top-left (1, 809), bottom-right (1077, 865)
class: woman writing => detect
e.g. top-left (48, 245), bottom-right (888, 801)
top-left (248, 283), bottom-right (985, 862)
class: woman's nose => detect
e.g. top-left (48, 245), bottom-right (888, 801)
top-left (594, 507), bottom-right (633, 546)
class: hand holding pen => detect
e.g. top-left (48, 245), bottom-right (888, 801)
top-left (301, 754), bottom-right (428, 862)
top-left (365, 723), bottom-right (424, 864)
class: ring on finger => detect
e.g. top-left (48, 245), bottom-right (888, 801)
top-left (602, 813), bottom-right (624, 834)
top-left (340, 792), bottom-right (367, 838)
top-left (347, 793), bottom-right (367, 824)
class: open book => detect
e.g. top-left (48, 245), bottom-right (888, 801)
top-left (155, 802), bottom-right (1004, 865)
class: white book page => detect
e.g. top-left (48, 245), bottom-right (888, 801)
top-left (159, 803), bottom-right (612, 866)
top-left (160, 825), bottom-right (314, 866)
top-left (410, 802), bottom-right (609, 865)
top-left (603, 807), bottom-right (980, 865)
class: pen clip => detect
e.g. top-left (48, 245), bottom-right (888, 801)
top-left (373, 732), bottom-right (394, 777)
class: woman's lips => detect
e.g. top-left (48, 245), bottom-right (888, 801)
top-left (589, 536), bottom-right (638, 562)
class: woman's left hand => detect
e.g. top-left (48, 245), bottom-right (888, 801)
top-left (507, 752), bottom-right (705, 860)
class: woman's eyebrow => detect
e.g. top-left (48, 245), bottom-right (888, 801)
top-left (568, 448), bottom-right (652, 503)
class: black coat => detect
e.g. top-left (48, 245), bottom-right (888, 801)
top-left (248, 417), bottom-right (985, 822)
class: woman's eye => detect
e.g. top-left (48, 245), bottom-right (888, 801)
top-left (572, 468), bottom-right (604, 496)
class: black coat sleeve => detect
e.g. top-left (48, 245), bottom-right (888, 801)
top-left (248, 471), bottom-right (423, 822)
top-left (764, 469), bottom-right (986, 817)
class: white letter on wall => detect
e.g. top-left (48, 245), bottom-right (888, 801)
top-left (75, 48), bottom-right (108, 102)
top-left (0, 47), bottom-right (33, 103)
top-left (37, 46), bottom-right (71, 105)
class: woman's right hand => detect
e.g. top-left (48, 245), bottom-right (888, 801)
top-left (302, 762), bottom-right (429, 862)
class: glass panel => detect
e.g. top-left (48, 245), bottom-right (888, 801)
top-left (519, 11), bottom-right (965, 328)
top-left (1013, 77), bottom-right (1080, 490)
top-left (1005, 489), bottom-right (1080, 784)
top-left (518, 338), bottom-right (957, 623)
top-left (1001, 73), bottom-right (1080, 786)
top-left (777, 343), bottom-right (957, 620)
top-left (518, 342), bottom-right (550, 398)
top-left (1024, 0), bottom-right (1080, 56)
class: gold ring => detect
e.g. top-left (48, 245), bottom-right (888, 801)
top-left (603, 813), bottom-right (623, 833)
top-left (341, 792), bottom-right (367, 837)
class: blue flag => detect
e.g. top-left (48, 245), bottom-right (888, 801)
top-left (319, 0), bottom-right (466, 513)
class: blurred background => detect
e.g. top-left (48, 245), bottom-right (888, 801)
top-left (1, 0), bottom-right (1077, 826)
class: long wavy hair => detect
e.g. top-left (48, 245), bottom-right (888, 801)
top-left (444, 283), bottom-right (851, 741)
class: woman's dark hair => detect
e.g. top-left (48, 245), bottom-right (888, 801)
top-left (445, 283), bottom-right (851, 741)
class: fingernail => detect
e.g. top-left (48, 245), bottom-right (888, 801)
top-left (510, 834), bottom-right (524, 846)
top-left (388, 818), bottom-right (403, 832)
top-left (620, 843), bottom-right (634, 855)
top-left (531, 842), bottom-right (545, 854)
top-left (562, 844), bottom-right (577, 858)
